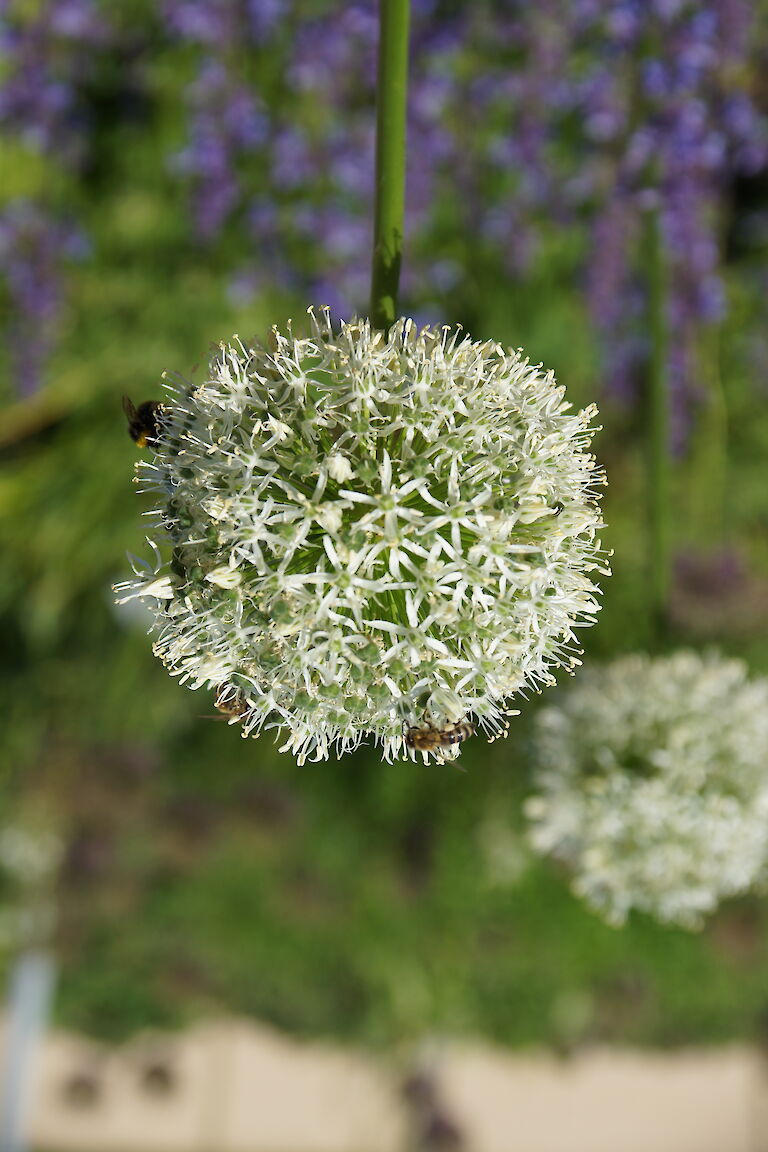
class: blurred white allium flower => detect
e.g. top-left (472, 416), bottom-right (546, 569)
top-left (526, 651), bottom-right (768, 927)
top-left (0, 827), bottom-right (61, 886)
top-left (0, 822), bottom-right (62, 951)
top-left (117, 310), bottom-right (606, 763)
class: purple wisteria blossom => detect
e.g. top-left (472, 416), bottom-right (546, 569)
top-left (164, 0), bottom-right (766, 447)
top-left (0, 201), bottom-right (87, 396)
top-left (567, 0), bottom-right (767, 444)
top-left (163, 0), bottom-right (465, 317)
top-left (0, 0), bottom-right (108, 395)
top-left (0, 0), bottom-right (108, 160)
top-left (2, 0), bottom-right (766, 424)
top-left (172, 59), bottom-right (267, 239)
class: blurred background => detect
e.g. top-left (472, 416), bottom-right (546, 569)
top-left (2, 0), bottom-right (768, 1077)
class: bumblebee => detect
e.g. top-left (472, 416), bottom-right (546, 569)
top-left (405, 719), bottom-right (474, 755)
top-left (123, 396), bottom-right (164, 448)
top-left (213, 684), bottom-right (249, 720)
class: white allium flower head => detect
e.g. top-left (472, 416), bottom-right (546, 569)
top-left (0, 820), bottom-right (62, 950)
top-left (117, 310), bottom-right (607, 764)
top-left (0, 826), bottom-right (61, 886)
top-left (526, 650), bottom-right (768, 927)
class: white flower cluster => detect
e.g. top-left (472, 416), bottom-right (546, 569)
top-left (526, 651), bottom-right (768, 927)
top-left (118, 310), bottom-right (606, 763)
top-left (0, 826), bottom-right (61, 885)
top-left (0, 823), bottom-right (62, 951)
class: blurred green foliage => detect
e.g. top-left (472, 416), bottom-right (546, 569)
top-left (4, 22), bottom-right (768, 1052)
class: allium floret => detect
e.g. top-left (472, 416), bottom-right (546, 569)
top-left (118, 310), bottom-right (606, 763)
top-left (526, 651), bottom-right (768, 927)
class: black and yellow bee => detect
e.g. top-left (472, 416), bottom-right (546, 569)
top-left (122, 396), bottom-right (164, 448)
top-left (405, 719), bottom-right (474, 754)
top-left (213, 685), bottom-right (249, 719)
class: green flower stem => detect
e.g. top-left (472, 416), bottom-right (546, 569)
top-left (688, 325), bottom-right (727, 542)
top-left (645, 205), bottom-right (671, 640)
top-left (369, 0), bottom-right (410, 333)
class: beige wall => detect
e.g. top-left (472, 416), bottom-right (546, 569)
top-left (2, 1018), bottom-right (768, 1152)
